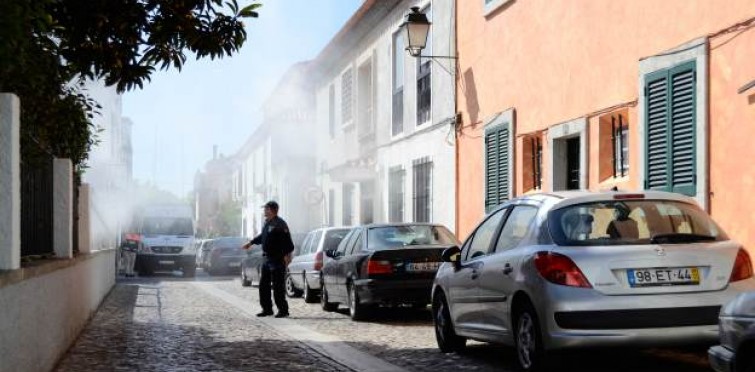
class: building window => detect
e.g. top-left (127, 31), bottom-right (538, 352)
top-left (328, 189), bottom-right (335, 226)
top-left (392, 31), bottom-right (404, 136)
top-left (522, 134), bottom-right (542, 192)
top-left (342, 183), bottom-right (353, 226)
top-left (485, 123), bottom-right (512, 212)
top-left (341, 68), bottom-right (354, 125)
top-left (388, 166), bottom-right (405, 222)
top-left (644, 60), bottom-right (697, 196)
top-left (412, 157), bottom-right (432, 222)
top-left (328, 84), bottom-right (336, 138)
top-left (416, 5), bottom-right (432, 126)
top-left (612, 114), bottom-right (629, 178)
top-left (360, 181), bottom-right (374, 224)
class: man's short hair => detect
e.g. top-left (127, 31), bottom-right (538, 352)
top-left (262, 200), bottom-right (279, 212)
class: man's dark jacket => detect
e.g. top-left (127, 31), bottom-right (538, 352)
top-left (250, 216), bottom-right (294, 261)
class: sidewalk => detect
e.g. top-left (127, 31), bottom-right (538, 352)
top-left (54, 279), bottom-right (351, 372)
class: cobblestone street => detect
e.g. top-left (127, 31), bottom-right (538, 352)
top-left (56, 271), bottom-right (715, 371)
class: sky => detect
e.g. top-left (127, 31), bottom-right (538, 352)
top-left (123, 0), bottom-right (362, 197)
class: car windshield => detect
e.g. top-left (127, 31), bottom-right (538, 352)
top-left (142, 217), bottom-right (193, 235)
top-left (367, 225), bottom-right (457, 250)
top-left (549, 200), bottom-right (728, 246)
top-left (323, 229), bottom-right (351, 251)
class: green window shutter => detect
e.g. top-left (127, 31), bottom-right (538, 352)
top-left (496, 127), bottom-right (510, 205)
top-left (669, 61), bottom-right (697, 196)
top-left (644, 60), bottom-right (697, 196)
top-left (645, 70), bottom-right (670, 191)
top-left (485, 124), bottom-right (510, 213)
top-left (485, 129), bottom-right (499, 212)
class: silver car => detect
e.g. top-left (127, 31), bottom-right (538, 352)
top-left (709, 292), bottom-right (755, 372)
top-left (286, 227), bottom-right (352, 303)
top-left (432, 191), bottom-right (755, 371)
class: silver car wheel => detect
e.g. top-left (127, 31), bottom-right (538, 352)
top-left (517, 312), bottom-right (536, 369)
top-left (435, 301), bottom-right (447, 343)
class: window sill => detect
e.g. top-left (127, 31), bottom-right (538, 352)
top-left (342, 121), bottom-right (355, 131)
top-left (598, 175), bottom-right (633, 190)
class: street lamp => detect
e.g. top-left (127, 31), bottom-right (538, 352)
top-left (401, 7), bottom-right (431, 57)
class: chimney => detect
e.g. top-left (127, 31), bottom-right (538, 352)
top-left (213, 145), bottom-right (218, 160)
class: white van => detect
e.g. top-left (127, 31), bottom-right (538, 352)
top-left (135, 204), bottom-right (197, 277)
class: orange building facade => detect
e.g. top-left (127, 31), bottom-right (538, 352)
top-left (455, 0), bottom-right (755, 255)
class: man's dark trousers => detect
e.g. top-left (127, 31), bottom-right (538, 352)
top-left (259, 259), bottom-right (288, 314)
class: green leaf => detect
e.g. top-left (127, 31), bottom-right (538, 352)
top-left (238, 3), bottom-right (261, 18)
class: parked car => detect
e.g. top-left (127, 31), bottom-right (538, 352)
top-left (204, 237), bottom-right (249, 275)
top-left (432, 191), bottom-right (755, 371)
top-left (287, 227), bottom-right (352, 302)
top-left (241, 244), bottom-right (264, 287)
top-left (709, 291), bottom-right (755, 372)
top-left (320, 223), bottom-right (459, 320)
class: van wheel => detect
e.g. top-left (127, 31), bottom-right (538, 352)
top-left (303, 277), bottom-right (318, 303)
top-left (433, 291), bottom-right (466, 353)
top-left (183, 265), bottom-right (196, 278)
top-left (514, 301), bottom-right (545, 371)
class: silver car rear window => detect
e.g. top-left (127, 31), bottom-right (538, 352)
top-left (548, 200), bottom-right (728, 246)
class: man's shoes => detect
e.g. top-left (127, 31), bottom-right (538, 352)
top-left (256, 311), bottom-right (274, 317)
top-left (274, 312), bottom-right (290, 318)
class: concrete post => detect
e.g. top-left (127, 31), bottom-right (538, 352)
top-left (78, 183), bottom-right (92, 254)
top-left (53, 158), bottom-right (73, 259)
top-left (0, 93), bottom-right (21, 270)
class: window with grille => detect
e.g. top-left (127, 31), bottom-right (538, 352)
top-left (342, 184), bottom-right (354, 226)
top-left (644, 60), bottom-right (697, 196)
top-left (612, 114), bottom-right (629, 177)
top-left (341, 68), bottom-right (353, 125)
top-left (388, 166), bottom-right (405, 222)
top-left (392, 32), bottom-right (404, 136)
top-left (412, 158), bottom-right (432, 222)
top-left (328, 84), bottom-right (336, 138)
top-left (485, 124), bottom-right (512, 212)
top-left (416, 6), bottom-right (432, 126)
top-left (532, 136), bottom-right (542, 190)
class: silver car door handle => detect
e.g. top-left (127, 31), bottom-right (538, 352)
top-left (503, 264), bottom-right (513, 275)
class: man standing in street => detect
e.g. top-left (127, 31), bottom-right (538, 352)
top-left (242, 201), bottom-right (294, 318)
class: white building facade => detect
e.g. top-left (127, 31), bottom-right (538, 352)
top-left (235, 62), bottom-right (321, 238)
top-left (313, 0), bottom-right (456, 232)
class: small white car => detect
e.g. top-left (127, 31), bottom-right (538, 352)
top-left (432, 191), bottom-right (755, 371)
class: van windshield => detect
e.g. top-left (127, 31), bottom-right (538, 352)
top-left (548, 200), bottom-right (728, 246)
top-left (142, 217), bottom-right (194, 236)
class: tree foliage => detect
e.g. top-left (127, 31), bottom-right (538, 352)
top-left (0, 0), bottom-right (260, 168)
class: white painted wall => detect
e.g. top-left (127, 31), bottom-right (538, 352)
top-left (0, 250), bottom-right (116, 372)
top-left (0, 93), bottom-right (21, 270)
top-left (315, 0), bottom-right (456, 229)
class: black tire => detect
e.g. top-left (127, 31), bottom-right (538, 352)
top-left (433, 291), bottom-right (466, 353)
top-left (183, 265), bottom-right (196, 278)
top-left (241, 270), bottom-right (252, 287)
top-left (348, 283), bottom-right (371, 321)
top-left (286, 274), bottom-right (303, 298)
top-left (736, 343), bottom-right (755, 372)
top-left (139, 262), bottom-right (154, 276)
top-left (514, 301), bottom-right (545, 371)
top-left (303, 276), bottom-right (319, 303)
top-left (320, 282), bottom-right (338, 312)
